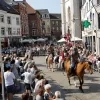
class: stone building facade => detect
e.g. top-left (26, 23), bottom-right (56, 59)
top-left (61, 0), bottom-right (81, 38)
top-left (50, 14), bottom-right (62, 40)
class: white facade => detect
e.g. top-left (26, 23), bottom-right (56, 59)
top-left (81, 0), bottom-right (100, 55)
top-left (0, 10), bottom-right (21, 42)
top-left (61, 0), bottom-right (81, 38)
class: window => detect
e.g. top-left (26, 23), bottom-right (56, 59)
top-left (0, 15), bottom-right (4, 22)
top-left (90, 12), bottom-right (92, 21)
top-left (52, 21), bottom-right (55, 25)
top-left (16, 18), bottom-right (19, 25)
top-left (45, 14), bottom-right (47, 18)
top-left (57, 27), bottom-right (59, 31)
top-left (42, 15), bottom-right (45, 18)
top-left (56, 21), bottom-right (58, 25)
top-left (98, 13), bottom-right (100, 29)
top-left (32, 30), bottom-right (36, 35)
top-left (52, 27), bottom-right (55, 31)
top-left (1, 27), bottom-right (5, 35)
top-left (17, 28), bottom-right (20, 35)
top-left (46, 14), bottom-right (49, 18)
top-left (93, 13), bottom-right (94, 25)
top-left (7, 17), bottom-right (11, 24)
top-left (97, 0), bottom-right (100, 4)
top-left (32, 21), bottom-right (35, 27)
top-left (8, 28), bottom-right (12, 35)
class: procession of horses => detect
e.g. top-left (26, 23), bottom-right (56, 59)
top-left (46, 43), bottom-right (95, 93)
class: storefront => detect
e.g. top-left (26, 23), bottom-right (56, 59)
top-left (82, 31), bottom-right (96, 52)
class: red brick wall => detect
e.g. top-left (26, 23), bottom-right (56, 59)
top-left (28, 12), bottom-right (42, 37)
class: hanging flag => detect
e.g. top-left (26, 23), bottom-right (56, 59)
top-left (83, 20), bottom-right (91, 28)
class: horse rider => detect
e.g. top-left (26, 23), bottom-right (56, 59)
top-left (70, 47), bottom-right (80, 74)
top-left (47, 44), bottom-right (54, 57)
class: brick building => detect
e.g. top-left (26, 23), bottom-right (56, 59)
top-left (50, 14), bottom-right (62, 40)
top-left (12, 0), bottom-right (29, 37)
top-left (25, 2), bottom-right (42, 38)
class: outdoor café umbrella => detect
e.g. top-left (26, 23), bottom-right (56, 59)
top-left (57, 38), bottom-right (67, 42)
top-left (71, 37), bottom-right (82, 41)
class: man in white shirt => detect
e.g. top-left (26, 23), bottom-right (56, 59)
top-left (21, 68), bottom-right (32, 96)
top-left (4, 66), bottom-right (15, 100)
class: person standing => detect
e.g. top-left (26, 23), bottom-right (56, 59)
top-left (21, 69), bottom-right (32, 96)
top-left (4, 64), bottom-right (15, 100)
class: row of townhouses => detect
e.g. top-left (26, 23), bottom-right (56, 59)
top-left (81, 0), bottom-right (100, 55)
top-left (61, 0), bottom-right (100, 55)
top-left (0, 0), bottom-right (62, 47)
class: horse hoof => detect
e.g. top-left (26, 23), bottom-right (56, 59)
top-left (79, 86), bottom-right (84, 93)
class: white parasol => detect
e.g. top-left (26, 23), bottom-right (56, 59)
top-left (57, 38), bottom-right (67, 42)
top-left (71, 37), bottom-right (82, 41)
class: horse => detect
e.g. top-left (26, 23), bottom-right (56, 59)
top-left (64, 59), bottom-right (93, 92)
top-left (47, 54), bottom-right (54, 72)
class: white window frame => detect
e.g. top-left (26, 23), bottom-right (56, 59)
top-left (0, 15), bottom-right (4, 23)
top-left (1, 27), bottom-right (5, 35)
top-left (8, 28), bottom-right (12, 35)
top-left (7, 16), bottom-right (11, 24)
top-left (17, 28), bottom-right (20, 35)
top-left (56, 21), bottom-right (58, 25)
top-left (16, 18), bottom-right (20, 25)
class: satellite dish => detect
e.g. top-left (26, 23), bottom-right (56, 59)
top-left (4, 0), bottom-right (13, 4)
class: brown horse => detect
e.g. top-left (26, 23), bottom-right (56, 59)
top-left (47, 54), bottom-right (54, 72)
top-left (64, 59), bottom-right (93, 92)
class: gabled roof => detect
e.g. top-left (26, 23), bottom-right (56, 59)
top-left (50, 13), bottom-right (61, 19)
top-left (13, 0), bottom-right (36, 14)
top-left (37, 9), bottom-right (49, 14)
top-left (0, 0), bottom-right (19, 14)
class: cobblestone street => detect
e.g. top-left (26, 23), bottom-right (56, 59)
top-left (14, 56), bottom-right (100, 100)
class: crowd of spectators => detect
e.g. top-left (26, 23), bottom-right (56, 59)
top-left (0, 53), bottom-right (63, 100)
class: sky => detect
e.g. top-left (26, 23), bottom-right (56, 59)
top-left (16, 0), bottom-right (61, 13)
